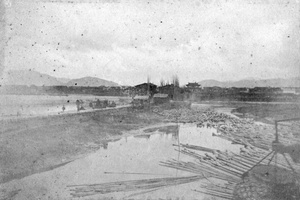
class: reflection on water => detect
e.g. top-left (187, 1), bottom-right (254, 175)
top-left (102, 123), bottom-right (241, 159)
top-left (84, 124), bottom-right (241, 183)
top-left (73, 124), bottom-right (242, 199)
top-left (1, 123), bottom-right (244, 200)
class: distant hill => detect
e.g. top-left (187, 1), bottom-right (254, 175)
top-left (199, 77), bottom-right (300, 88)
top-left (66, 77), bottom-right (119, 87)
top-left (1, 70), bottom-right (64, 86)
top-left (197, 79), bottom-right (224, 87)
top-left (56, 77), bottom-right (71, 83)
top-left (0, 70), bottom-right (119, 87)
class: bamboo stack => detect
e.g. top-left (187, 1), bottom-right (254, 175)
top-left (194, 183), bottom-right (235, 200)
top-left (68, 175), bottom-right (205, 198)
top-left (161, 143), bottom-right (300, 200)
top-left (67, 109), bottom-right (300, 199)
top-left (155, 108), bottom-right (300, 151)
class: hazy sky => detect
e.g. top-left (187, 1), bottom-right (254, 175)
top-left (2, 0), bottom-right (300, 85)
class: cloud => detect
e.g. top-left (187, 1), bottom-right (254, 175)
top-left (3, 0), bottom-right (300, 85)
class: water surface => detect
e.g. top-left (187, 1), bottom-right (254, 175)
top-left (0, 94), bottom-right (130, 117)
top-left (3, 123), bottom-right (242, 200)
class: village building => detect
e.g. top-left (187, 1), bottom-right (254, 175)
top-left (131, 95), bottom-right (150, 109)
top-left (186, 82), bottom-right (201, 90)
top-left (281, 87), bottom-right (300, 95)
top-left (134, 83), bottom-right (157, 96)
top-left (153, 93), bottom-right (170, 105)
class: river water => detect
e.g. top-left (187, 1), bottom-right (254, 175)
top-left (2, 123), bottom-right (243, 200)
top-left (0, 94), bottom-right (131, 118)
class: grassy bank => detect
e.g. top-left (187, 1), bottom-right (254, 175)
top-left (0, 108), bottom-right (165, 184)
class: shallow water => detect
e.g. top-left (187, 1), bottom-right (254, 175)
top-left (0, 94), bottom-right (130, 117)
top-left (86, 124), bottom-right (242, 183)
top-left (2, 123), bottom-right (242, 200)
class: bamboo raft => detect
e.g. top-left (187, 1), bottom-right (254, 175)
top-left (68, 175), bottom-right (205, 198)
top-left (161, 142), bottom-right (300, 200)
top-left (67, 144), bottom-right (300, 199)
top-left (67, 110), bottom-right (300, 199)
top-left (155, 109), bottom-right (300, 150)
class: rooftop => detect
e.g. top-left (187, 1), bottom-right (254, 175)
top-left (153, 93), bottom-right (169, 98)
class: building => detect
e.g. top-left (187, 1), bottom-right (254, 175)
top-left (131, 95), bottom-right (150, 109)
top-left (186, 82), bottom-right (201, 90)
top-left (134, 83), bottom-right (157, 96)
top-left (158, 84), bottom-right (182, 99)
top-left (281, 87), bottom-right (299, 95)
top-left (153, 93), bottom-right (169, 104)
top-left (249, 87), bottom-right (283, 94)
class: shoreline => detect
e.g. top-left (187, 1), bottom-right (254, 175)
top-left (1, 101), bottom-right (299, 185)
top-left (0, 104), bottom-right (131, 121)
top-left (0, 107), bottom-right (165, 184)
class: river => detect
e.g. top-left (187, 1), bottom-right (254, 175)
top-left (1, 123), bottom-right (243, 200)
top-left (0, 94), bottom-right (131, 118)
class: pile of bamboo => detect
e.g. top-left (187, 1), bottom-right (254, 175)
top-left (68, 175), bottom-right (205, 198)
top-left (194, 182), bottom-right (235, 200)
top-left (161, 143), bottom-right (300, 200)
top-left (154, 108), bottom-right (300, 151)
top-left (67, 109), bottom-right (300, 199)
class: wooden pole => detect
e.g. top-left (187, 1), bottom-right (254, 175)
top-left (275, 121), bottom-right (278, 142)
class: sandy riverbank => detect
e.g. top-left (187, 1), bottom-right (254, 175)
top-left (1, 101), bottom-right (300, 200)
top-left (0, 107), bottom-right (165, 184)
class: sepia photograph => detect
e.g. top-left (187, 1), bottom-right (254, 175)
top-left (0, 0), bottom-right (300, 199)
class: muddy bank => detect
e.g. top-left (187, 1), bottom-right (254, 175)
top-left (191, 102), bottom-right (300, 124)
top-left (1, 103), bottom-right (300, 199)
top-left (1, 123), bottom-right (241, 200)
top-left (0, 108), bottom-right (165, 184)
top-left (231, 103), bottom-right (300, 123)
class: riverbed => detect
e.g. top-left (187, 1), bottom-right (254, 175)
top-left (1, 123), bottom-right (243, 200)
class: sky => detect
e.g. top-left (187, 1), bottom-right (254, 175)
top-left (2, 0), bottom-right (300, 85)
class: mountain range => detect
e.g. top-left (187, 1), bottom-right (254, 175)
top-left (66, 77), bottom-right (119, 87)
top-left (1, 70), bottom-right (299, 88)
top-left (198, 77), bottom-right (300, 88)
top-left (0, 70), bottom-right (119, 87)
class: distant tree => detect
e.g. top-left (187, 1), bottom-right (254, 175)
top-left (170, 75), bottom-right (180, 100)
top-left (160, 78), bottom-right (165, 87)
top-left (172, 75), bottom-right (180, 87)
top-left (147, 75), bottom-right (151, 96)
